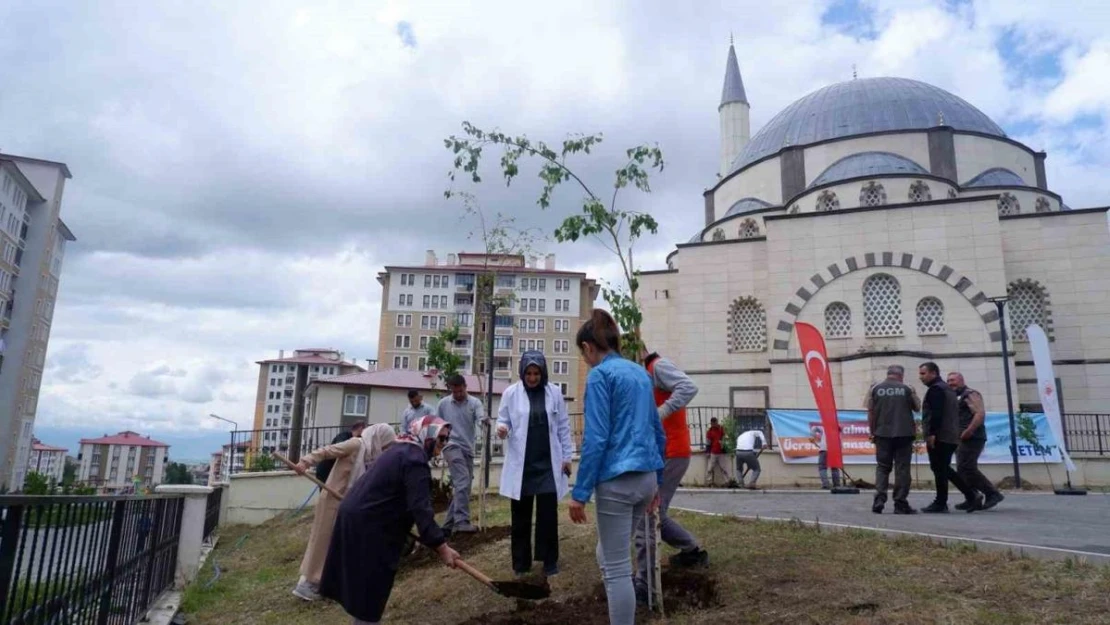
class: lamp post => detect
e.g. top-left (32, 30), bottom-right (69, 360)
top-left (482, 298), bottom-right (499, 491)
top-left (987, 297), bottom-right (1021, 487)
top-left (210, 414), bottom-right (239, 480)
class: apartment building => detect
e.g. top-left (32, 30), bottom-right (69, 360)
top-left (251, 348), bottom-right (365, 456)
top-left (76, 431), bottom-right (170, 493)
top-left (25, 438), bottom-right (67, 485)
top-left (0, 153), bottom-right (75, 490)
top-left (376, 251), bottom-right (599, 407)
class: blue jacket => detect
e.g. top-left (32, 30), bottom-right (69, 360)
top-left (572, 352), bottom-right (666, 503)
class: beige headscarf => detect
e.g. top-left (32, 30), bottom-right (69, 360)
top-left (349, 423), bottom-right (396, 485)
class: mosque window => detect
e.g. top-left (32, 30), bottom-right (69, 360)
top-left (1035, 197), bottom-right (1051, 213)
top-left (947, 188), bottom-right (958, 199)
top-left (738, 219), bottom-right (760, 239)
top-left (1007, 279), bottom-right (1050, 342)
top-left (915, 297), bottom-right (946, 335)
top-left (711, 228), bottom-right (726, 242)
top-left (727, 296), bottom-right (767, 353)
top-left (998, 193), bottom-right (1021, 216)
top-left (863, 273), bottom-right (903, 337)
top-left (816, 191), bottom-right (839, 212)
top-left (789, 205), bottom-right (800, 214)
top-left (908, 181), bottom-right (932, 203)
top-left (859, 182), bottom-right (887, 207)
top-left (824, 302), bottom-right (852, 339)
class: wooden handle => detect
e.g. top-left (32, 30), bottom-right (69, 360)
top-left (453, 558), bottom-right (495, 588)
top-left (272, 452), bottom-right (346, 500)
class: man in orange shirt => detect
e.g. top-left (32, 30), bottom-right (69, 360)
top-left (634, 350), bottom-right (707, 603)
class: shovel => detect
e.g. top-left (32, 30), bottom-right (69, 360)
top-left (273, 452), bottom-right (346, 499)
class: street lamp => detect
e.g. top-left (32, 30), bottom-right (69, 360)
top-left (210, 414), bottom-right (239, 480)
top-left (987, 296), bottom-right (1021, 487)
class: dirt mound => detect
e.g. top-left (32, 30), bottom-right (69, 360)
top-left (430, 480), bottom-right (452, 512)
top-left (458, 568), bottom-right (720, 624)
top-left (400, 525), bottom-right (512, 570)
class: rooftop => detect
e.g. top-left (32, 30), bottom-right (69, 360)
top-left (31, 439), bottom-right (67, 452)
top-left (80, 431), bottom-right (170, 448)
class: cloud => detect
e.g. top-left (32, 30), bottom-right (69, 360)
top-left (44, 342), bottom-right (103, 384)
top-left (396, 21), bottom-right (417, 48)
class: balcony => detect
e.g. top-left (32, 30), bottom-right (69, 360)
top-left (493, 370), bottom-right (512, 380)
top-left (283, 388), bottom-right (294, 397)
top-left (285, 374), bottom-right (295, 384)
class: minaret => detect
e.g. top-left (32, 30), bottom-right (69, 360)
top-left (719, 38), bottom-right (750, 177)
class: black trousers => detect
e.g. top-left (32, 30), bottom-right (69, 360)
top-left (928, 441), bottom-right (976, 505)
top-left (511, 492), bottom-right (558, 574)
top-left (956, 439), bottom-right (998, 497)
top-left (874, 436), bottom-right (914, 506)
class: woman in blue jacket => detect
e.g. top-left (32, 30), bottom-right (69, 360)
top-left (569, 309), bottom-right (665, 625)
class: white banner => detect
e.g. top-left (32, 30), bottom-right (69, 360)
top-left (1026, 324), bottom-right (1076, 472)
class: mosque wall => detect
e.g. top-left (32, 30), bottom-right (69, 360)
top-left (960, 188), bottom-right (1061, 213)
top-left (790, 177), bottom-right (957, 213)
top-left (714, 156), bottom-right (782, 219)
top-left (802, 133), bottom-right (931, 187)
top-left (954, 134), bottom-right (1037, 185)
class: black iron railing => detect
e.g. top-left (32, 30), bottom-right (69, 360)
top-left (203, 489), bottom-right (222, 542)
top-left (0, 494), bottom-right (183, 625)
top-left (1062, 413), bottom-right (1109, 455)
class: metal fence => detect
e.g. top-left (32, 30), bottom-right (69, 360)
top-left (1063, 413), bottom-right (1109, 455)
top-left (203, 489), bottom-right (223, 542)
top-left (0, 494), bottom-right (184, 625)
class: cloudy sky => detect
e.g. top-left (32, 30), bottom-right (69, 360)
top-left (3, 0), bottom-right (1108, 460)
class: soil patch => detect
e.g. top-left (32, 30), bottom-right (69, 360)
top-left (431, 479), bottom-right (452, 513)
top-left (458, 568), bottom-right (720, 624)
top-left (400, 525), bottom-right (513, 570)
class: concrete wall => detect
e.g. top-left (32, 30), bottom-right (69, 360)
top-left (954, 134), bottom-right (1036, 185)
top-left (803, 134), bottom-right (931, 187)
top-left (791, 177), bottom-right (957, 214)
top-left (715, 156), bottom-right (782, 218)
top-left (226, 470), bottom-right (321, 525)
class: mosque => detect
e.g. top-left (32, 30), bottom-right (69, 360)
top-left (639, 43), bottom-right (1110, 420)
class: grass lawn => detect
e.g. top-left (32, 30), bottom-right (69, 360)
top-left (181, 497), bottom-right (1110, 624)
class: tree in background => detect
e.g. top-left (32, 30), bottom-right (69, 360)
top-left (425, 324), bottom-right (465, 391)
top-left (62, 458), bottom-right (77, 488)
top-left (164, 462), bottom-right (194, 484)
top-left (445, 123), bottom-right (664, 360)
top-left (22, 471), bottom-right (51, 495)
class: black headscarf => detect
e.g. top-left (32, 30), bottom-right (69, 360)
top-left (518, 350), bottom-right (549, 388)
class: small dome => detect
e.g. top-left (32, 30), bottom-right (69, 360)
top-left (724, 197), bottom-right (774, 217)
top-left (688, 230), bottom-right (703, 243)
top-left (809, 152), bottom-right (928, 189)
top-left (963, 168), bottom-right (1027, 188)
top-left (730, 77), bottom-right (1006, 173)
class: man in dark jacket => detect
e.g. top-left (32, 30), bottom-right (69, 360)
top-left (867, 365), bottom-right (920, 514)
top-left (316, 421), bottom-right (365, 484)
top-left (948, 372), bottom-right (1005, 511)
top-left (918, 362), bottom-right (979, 513)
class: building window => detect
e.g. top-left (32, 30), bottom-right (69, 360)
top-left (947, 188), bottom-right (958, 199)
top-left (1007, 279), bottom-right (1050, 342)
top-left (863, 273), bottom-right (903, 337)
top-left (726, 296), bottom-right (767, 353)
top-left (816, 190), bottom-right (839, 212)
top-left (711, 228), bottom-right (725, 242)
top-left (398, 293), bottom-right (405, 306)
top-left (908, 180), bottom-right (931, 203)
top-left (789, 204), bottom-right (800, 214)
top-left (824, 302), bottom-right (852, 339)
top-left (343, 394), bottom-right (368, 416)
top-left (998, 193), bottom-right (1021, 216)
top-left (552, 361), bottom-right (569, 375)
top-left (1035, 197), bottom-right (1051, 213)
top-left (738, 219), bottom-right (760, 239)
top-left (859, 181), bottom-right (887, 207)
top-left (420, 336), bottom-right (429, 350)
top-left (915, 297), bottom-right (946, 335)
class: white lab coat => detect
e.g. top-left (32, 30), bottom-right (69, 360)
top-left (497, 381), bottom-right (574, 501)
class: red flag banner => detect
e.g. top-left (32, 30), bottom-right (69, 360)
top-left (795, 322), bottom-right (844, 469)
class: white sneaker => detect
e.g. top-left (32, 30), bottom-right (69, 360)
top-left (292, 580), bottom-right (321, 601)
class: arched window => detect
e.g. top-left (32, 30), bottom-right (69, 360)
top-left (863, 273), bottom-right (903, 337)
top-left (908, 180), bottom-right (932, 203)
top-left (727, 296), bottom-right (767, 353)
top-left (789, 204), bottom-right (800, 214)
top-left (859, 181), bottom-right (887, 207)
top-left (738, 218), bottom-right (760, 239)
top-left (916, 297), bottom-right (946, 335)
top-left (947, 188), bottom-right (958, 199)
top-left (1035, 197), bottom-right (1051, 213)
top-left (816, 191), bottom-right (840, 212)
top-left (998, 193), bottom-right (1021, 216)
top-left (711, 228), bottom-right (725, 242)
top-left (1008, 280), bottom-right (1050, 342)
top-left (824, 302), bottom-right (852, 339)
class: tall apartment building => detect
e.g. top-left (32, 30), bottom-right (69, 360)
top-left (376, 251), bottom-right (599, 406)
top-left (76, 431), bottom-right (169, 493)
top-left (26, 438), bottom-right (67, 485)
top-left (251, 348), bottom-right (365, 456)
top-left (0, 153), bottom-right (75, 490)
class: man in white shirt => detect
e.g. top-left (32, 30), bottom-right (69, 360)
top-left (810, 426), bottom-right (842, 489)
top-left (734, 430), bottom-right (766, 489)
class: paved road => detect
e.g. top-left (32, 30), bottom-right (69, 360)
top-left (672, 490), bottom-right (1110, 561)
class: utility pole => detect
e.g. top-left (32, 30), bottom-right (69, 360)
top-left (988, 296), bottom-right (1021, 487)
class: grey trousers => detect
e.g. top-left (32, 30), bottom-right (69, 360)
top-left (442, 446), bottom-right (473, 528)
top-left (595, 471), bottom-right (657, 625)
top-left (874, 436), bottom-right (914, 506)
top-left (634, 457), bottom-right (699, 588)
top-left (735, 451), bottom-right (761, 485)
top-left (817, 450), bottom-right (842, 488)
top-left (705, 453), bottom-right (730, 486)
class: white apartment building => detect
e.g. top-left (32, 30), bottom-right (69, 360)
top-left (25, 438), bottom-right (67, 485)
top-left (0, 153), bottom-right (75, 490)
top-left (376, 251), bottom-right (599, 406)
top-left (76, 431), bottom-right (170, 493)
top-left (251, 348), bottom-right (365, 456)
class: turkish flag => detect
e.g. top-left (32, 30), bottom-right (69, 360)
top-left (795, 322), bottom-right (844, 469)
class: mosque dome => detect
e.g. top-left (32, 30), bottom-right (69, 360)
top-left (808, 152), bottom-right (928, 189)
top-left (729, 77), bottom-right (1007, 174)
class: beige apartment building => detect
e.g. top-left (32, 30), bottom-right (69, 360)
top-left (26, 438), bottom-right (67, 485)
top-left (0, 153), bottom-right (75, 491)
top-left (376, 251), bottom-right (598, 409)
top-left (76, 431), bottom-right (169, 493)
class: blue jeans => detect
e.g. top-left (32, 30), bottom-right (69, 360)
top-left (594, 471), bottom-right (657, 625)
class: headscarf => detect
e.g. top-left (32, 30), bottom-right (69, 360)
top-left (519, 350), bottom-right (548, 388)
top-left (399, 415), bottom-right (451, 457)
top-left (349, 423), bottom-right (396, 485)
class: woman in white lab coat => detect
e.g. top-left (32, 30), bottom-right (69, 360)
top-left (497, 350), bottom-right (574, 577)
